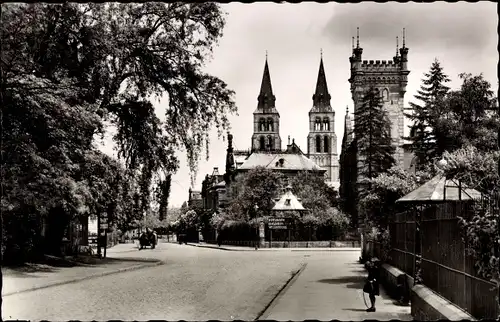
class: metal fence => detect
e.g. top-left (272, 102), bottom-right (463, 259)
top-left (387, 201), bottom-right (498, 320)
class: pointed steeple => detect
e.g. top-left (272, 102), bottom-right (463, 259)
top-left (257, 54), bottom-right (276, 110)
top-left (312, 52), bottom-right (331, 110)
top-left (344, 106), bottom-right (353, 145)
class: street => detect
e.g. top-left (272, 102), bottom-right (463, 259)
top-left (3, 243), bottom-right (411, 321)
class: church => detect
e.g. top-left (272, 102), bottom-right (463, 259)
top-left (196, 53), bottom-right (341, 211)
top-left (194, 28), bottom-right (417, 214)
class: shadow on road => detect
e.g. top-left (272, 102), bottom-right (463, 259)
top-left (4, 255), bottom-right (159, 278)
top-left (317, 275), bottom-right (365, 285)
top-left (317, 275), bottom-right (365, 290)
top-left (342, 308), bottom-right (368, 312)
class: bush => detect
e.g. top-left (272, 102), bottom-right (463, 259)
top-left (219, 220), bottom-right (257, 242)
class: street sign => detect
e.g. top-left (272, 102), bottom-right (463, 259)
top-left (268, 217), bottom-right (288, 230)
top-left (99, 223), bottom-right (108, 229)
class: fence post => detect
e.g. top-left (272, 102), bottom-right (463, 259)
top-left (414, 207), bottom-right (422, 285)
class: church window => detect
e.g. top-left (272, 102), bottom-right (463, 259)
top-left (259, 118), bottom-right (266, 132)
top-left (315, 118), bottom-right (321, 131)
top-left (267, 135), bottom-right (273, 150)
top-left (259, 136), bottom-right (265, 150)
top-left (315, 136), bottom-right (321, 153)
top-left (324, 136), bottom-right (329, 153)
top-left (323, 118), bottom-right (330, 131)
top-left (267, 118), bottom-right (274, 131)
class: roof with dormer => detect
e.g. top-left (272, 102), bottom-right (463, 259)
top-left (238, 152), bottom-right (325, 172)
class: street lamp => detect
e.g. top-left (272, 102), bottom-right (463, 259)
top-left (254, 204), bottom-right (259, 250)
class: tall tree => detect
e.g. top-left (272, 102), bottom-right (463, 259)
top-left (227, 167), bottom-right (284, 220)
top-left (354, 87), bottom-right (395, 194)
top-left (1, 3), bottom-right (236, 261)
top-left (156, 174), bottom-right (172, 221)
top-left (436, 73), bottom-right (498, 153)
top-left (404, 58), bottom-right (450, 169)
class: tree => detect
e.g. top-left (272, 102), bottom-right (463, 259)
top-left (156, 174), bottom-right (171, 221)
top-left (359, 165), bottom-right (432, 229)
top-left (1, 3), bottom-right (236, 261)
top-left (227, 167), bottom-right (284, 219)
top-left (354, 87), bottom-right (395, 195)
top-left (404, 59), bottom-right (451, 168)
top-left (435, 73), bottom-right (498, 154)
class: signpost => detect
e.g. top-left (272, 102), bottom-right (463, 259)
top-left (98, 220), bottom-right (108, 258)
top-left (268, 217), bottom-right (288, 230)
top-left (268, 217), bottom-right (291, 248)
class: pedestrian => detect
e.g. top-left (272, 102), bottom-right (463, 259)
top-left (363, 259), bottom-right (380, 312)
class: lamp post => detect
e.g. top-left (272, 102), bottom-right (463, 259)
top-left (254, 204), bottom-right (259, 250)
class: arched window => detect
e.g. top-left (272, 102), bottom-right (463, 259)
top-left (259, 118), bottom-right (266, 132)
top-left (259, 136), bottom-right (265, 150)
top-left (267, 135), bottom-right (272, 150)
top-left (315, 136), bottom-right (321, 153)
top-left (323, 118), bottom-right (330, 131)
top-left (382, 88), bottom-right (389, 102)
top-left (267, 118), bottom-right (274, 131)
top-left (315, 118), bottom-right (321, 131)
top-left (324, 136), bottom-right (329, 153)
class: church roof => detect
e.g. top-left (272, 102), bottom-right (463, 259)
top-left (238, 152), bottom-right (325, 172)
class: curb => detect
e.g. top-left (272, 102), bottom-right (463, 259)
top-left (3, 260), bottom-right (164, 297)
top-left (255, 262), bottom-right (308, 320)
top-left (187, 243), bottom-right (360, 252)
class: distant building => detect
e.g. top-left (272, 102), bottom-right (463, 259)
top-left (188, 188), bottom-right (203, 209)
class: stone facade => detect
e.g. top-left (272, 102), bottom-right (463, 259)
top-left (251, 58), bottom-right (282, 152)
top-left (306, 56), bottom-right (339, 183)
top-left (348, 30), bottom-right (410, 167)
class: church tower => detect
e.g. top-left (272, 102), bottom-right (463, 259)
top-left (348, 28), bottom-right (410, 166)
top-left (307, 52), bottom-right (339, 183)
top-left (251, 55), bottom-right (282, 152)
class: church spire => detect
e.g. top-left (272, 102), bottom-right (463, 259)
top-left (312, 51), bottom-right (331, 110)
top-left (257, 54), bottom-right (276, 110)
top-left (344, 106), bottom-right (353, 145)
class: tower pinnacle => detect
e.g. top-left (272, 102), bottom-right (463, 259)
top-left (312, 53), bottom-right (331, 110)
top-left (257, 55), bottom-right (276, 109)
top-left (356, 27), bottom-right (360, 48)
top-left (402, 28), bottom-right (406, 48)
top-left (396, 36), bottom-right (399, 56)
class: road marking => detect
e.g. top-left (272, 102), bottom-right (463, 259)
top-left (255, 262), bottom-right (308, 321)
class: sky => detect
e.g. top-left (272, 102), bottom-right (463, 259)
top-left (97, 2), bottom-right (498, 208)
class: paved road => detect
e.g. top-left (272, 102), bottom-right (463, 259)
top-left (3, 243), bottom-right (411, 321)
top-left (261, 251), bottom-right (412, 321)
top-left (3, 243), bottom-right (303, 321)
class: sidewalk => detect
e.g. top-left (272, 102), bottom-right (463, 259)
top-left (260, 252), bottom-right (412, 321)
top-left (3, 247), bottom-right (162, 297)
top-left (187, 242), bottom-right (361, 252)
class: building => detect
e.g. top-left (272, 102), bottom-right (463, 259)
top-left (188, 188), bottom-right (203, 209)
top-left (339, 28), bottom-right (416, 226)
top-left (201, 54), bottom-right (338, 211)
top-left (250, 54), bottom-right (339, 184)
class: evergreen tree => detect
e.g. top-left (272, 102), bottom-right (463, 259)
top-left (354, 87), bottom-right (395, 193)
top-left (404, 59), bottom-right (450, 168)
